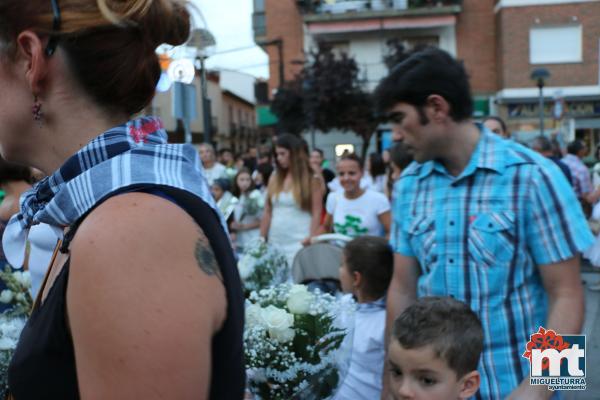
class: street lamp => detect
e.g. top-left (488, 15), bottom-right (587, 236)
top-left (530, 68), bottom-right (550, 136)
top-left (189, 28), bottom-right (217, 144)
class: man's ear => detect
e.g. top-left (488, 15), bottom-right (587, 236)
top-left (15, 31), bottom-right (49, 95)
top-left (352, 270), bottom-right (362, 289)
top-left (425, 94), bottom-right (451, 123)
top-left (458, 370), bottom-right (480, 399)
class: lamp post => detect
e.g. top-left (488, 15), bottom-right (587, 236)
top-left (530, 68), bottom-right (550, 136)
top-left (189, 28), bottom-right (217, 144)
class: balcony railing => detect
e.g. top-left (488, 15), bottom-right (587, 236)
top-left (298, 0), bottom-right (461, 14)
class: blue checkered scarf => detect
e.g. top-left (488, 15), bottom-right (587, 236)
top-left (2, 116), bottom-right (223, 268)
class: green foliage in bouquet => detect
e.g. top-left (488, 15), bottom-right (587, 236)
top-left (238, 240), bottom-right (289, 297)
top-left (245, 284), bottom-right (351, 400)
top-left (0, 266), bottom-right (32, 396)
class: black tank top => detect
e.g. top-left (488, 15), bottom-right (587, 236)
top-left (8, 187), bottom-right (245, 399)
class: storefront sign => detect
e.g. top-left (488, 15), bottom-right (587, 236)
top-left (507, 101), bottom-right (600, 119)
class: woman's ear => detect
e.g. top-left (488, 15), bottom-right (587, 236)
top-left (15, 31), bottom-right (49, 95)
top-left (458, 370), bottom-right (481, 399)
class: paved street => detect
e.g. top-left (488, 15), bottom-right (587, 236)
top-left (563, 271), bottom-right (600, 400)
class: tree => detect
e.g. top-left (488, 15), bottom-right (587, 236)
top-left (271, 41), bottom-right (409, 159)
top-left (270, 78), bottom-right (306, 135)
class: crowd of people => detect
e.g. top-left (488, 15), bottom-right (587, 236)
top-left (0, 0), bottom-right (596, 399)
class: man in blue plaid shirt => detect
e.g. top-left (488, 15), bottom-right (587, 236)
top-left (376, 47), bottom-right (594, 399)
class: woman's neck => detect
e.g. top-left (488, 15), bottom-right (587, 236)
top-left (344, 187), bottom-right (364, 200)
top-left (25, 73), bottom-right (128, 175)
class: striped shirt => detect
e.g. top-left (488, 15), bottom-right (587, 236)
top-left (390, 126), bottom-right (593, 399)
top-left (561, 154), bottom-right (592, 197)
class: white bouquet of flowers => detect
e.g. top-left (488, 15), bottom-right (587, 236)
top-left (0, 267), bottom-right (33, 318)
top-left (245, 284), bottom-right (354, 400)
top-left (238, 239), bottom-right (290, 296)
top-left (241, 189), bottom-right (265, 220)
top-left (0, 315), bottom-right (26, 393)
top-left (0, 266), bottom-right (32, 395)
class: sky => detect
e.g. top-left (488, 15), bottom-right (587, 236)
top-left (191, 0), bottom-right (270, 79)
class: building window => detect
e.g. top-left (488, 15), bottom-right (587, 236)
top-left (254, 0), bottom-right (265, 12)
top-left (253, 12), bottom-right (266, 37)
top-left (530, 25), bottom-right (582, 64)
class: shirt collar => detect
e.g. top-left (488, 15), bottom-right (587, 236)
top-left (416, 124), bottom-right (515, 180)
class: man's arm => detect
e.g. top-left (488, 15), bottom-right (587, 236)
top-left (385, 254), bottom-right (420, 341)
top-left (381, 254), bottom-right (420, 400)
top-left (508, 256), bottom-right (584, 400)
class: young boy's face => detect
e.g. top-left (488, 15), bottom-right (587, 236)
top-left (388, 340), bottom-right (480, 400)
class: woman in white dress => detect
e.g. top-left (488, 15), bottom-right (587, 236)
top-left (260, 134), bottom-right (323, 267)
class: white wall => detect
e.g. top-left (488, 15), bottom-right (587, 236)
top-left (304, 26), bottom-right (457, 91)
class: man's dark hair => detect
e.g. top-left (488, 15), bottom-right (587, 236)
top-left (531, 135), bottom-right (553, 153)
top-left (312, 148), bottom-right (324, 157)
top-left (389, 142), bottom-right (413, 170)
top-left (343, 236), bottom-right (393, 300)
top-left (567, 140), bottom-right (586, 155)
top-left (374, 46), bottom-right (473, 122)
top-left (392, 297), bottom-right (483, 378)
top-left (339, 153), bottom-right (364, 170)
top-left (218, 148), bottom-right (233, 155)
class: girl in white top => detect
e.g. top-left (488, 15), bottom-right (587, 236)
top-left (322, 154), bottom-right (391, 238)
top-left (260, 134), bottom-right (323, 268)
top-left (335, 236), bottom-right (393, 400)
top-left (231, 168), bottom-right (263, 253)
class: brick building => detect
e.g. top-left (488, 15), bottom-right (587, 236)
top-left (151, 70), bottom-right (259, 152)
top-left (253, 0), bottom-right (600, 152)
top-left (494, 0), bottom-right (600, 149)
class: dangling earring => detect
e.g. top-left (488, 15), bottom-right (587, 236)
top-left (32, 96), bottom-right (43, 121)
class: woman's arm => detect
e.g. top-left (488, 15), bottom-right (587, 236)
top-left (309, 177), bottom-right (324, 237)
top-left (379, 210), bottom-right (391, 239)
top-left (68, 193), bottom-right (226, 400)
top-left (315, 213), bottom-right (333, 236)
top-left (259, 194), bottom-right (272, 240)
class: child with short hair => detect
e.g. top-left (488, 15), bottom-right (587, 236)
top-left (388, 297), bottom-right (483, 400)
top-left (335, 236), bottom-right (393, 400)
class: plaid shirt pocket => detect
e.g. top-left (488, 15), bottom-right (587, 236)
top-left (468, 211), bottom-right (516, 268)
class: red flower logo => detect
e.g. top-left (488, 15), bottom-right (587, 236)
top-left (522, 327), bottom-right (570, 371)
top-left (129, 120), bottom-right (163, 143)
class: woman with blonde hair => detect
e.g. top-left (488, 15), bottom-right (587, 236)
top-left (0, 0), bottom-right (244, 398)
top-left (259, 134), bottom-right (323, 267)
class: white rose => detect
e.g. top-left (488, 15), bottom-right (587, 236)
top-left (20, 271), bottom-right (31, 287)
top-left (269, 327), bottom-right (295, 343)
top-left (15, 293), bottom-right (26, 303)
top-left (0, 337), bottom-right (16, 351)
top-left (0, 290), bottom-right (14, 304)
top-left (245, 303), bottom-right (264, 328)
top-left (286, 284), bottom-right (314, 315)
top-left (238, 255), bottom-right (255, 280)
top-left (260, 305), bottom-right (295, 343)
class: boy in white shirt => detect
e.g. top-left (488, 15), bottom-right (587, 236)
top-left (335, 236), bottom-right (393, 399)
